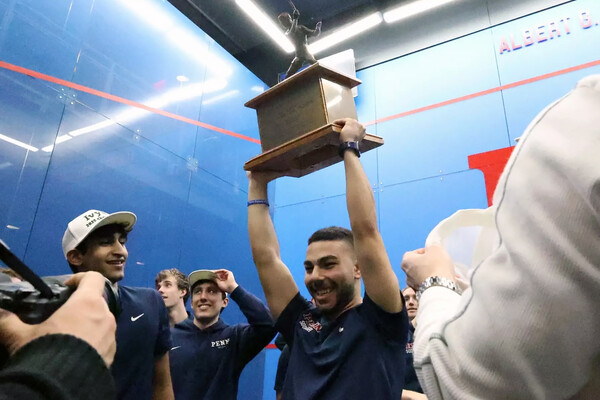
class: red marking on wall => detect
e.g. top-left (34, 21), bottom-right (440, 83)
top-left (3, 58), bottom-right (600, 147)
top-left (365, 58), bottom-right (600, 127)
top-left (0, 60), bottom-right (260, 144)
top-left (468, 146), bottom-right (515, 206)
top-left (266, 343), bottom-right (278, 349)
top-left (153, 79), bottom-right (166, 90)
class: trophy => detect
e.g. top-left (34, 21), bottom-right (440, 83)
top-left (243, 4), bottom-right (383, 177)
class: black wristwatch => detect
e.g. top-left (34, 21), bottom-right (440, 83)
top-left (338, 141), bottom-right (360, 158)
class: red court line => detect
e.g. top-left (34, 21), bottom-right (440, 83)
top-left (0, 60), bottom-right (261, 144)
top-left (365, 59), bottom-right (600, 126)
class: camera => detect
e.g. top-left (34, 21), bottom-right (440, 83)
top-left (0, 240), bottom-right (121, 324)
top-left (0, 275), bottom-right (120, 324)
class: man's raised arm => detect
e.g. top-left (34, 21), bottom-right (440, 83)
top-left (336, 118), bottom-right (403, 314)
top-left (247, 172), bottom-right (299, 319)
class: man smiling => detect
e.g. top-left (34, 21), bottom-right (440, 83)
top-left (168, 269), bottom-right (275, 400)
top-left (62, 209), bottom-right (174, 400)
top-left (247, 118), bottom-right (408, 399)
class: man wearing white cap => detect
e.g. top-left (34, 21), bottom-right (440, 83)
top-left (62, 209), bottom-right (174, 400)
top-left (169, 268), bottom-right (275, 400)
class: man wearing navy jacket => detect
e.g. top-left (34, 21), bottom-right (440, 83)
top-left (62, 209), bottom-right (174, 400)
top-left (169, 269), bottom-right (275, 400)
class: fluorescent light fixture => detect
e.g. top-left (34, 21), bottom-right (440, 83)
top-left (167, 27), bottom-right (233, 76)
top-left (152, 79), bottom-right (228, 106)
top-left (70, 120), bottom-right (115, 137)
top-left (383, 0), bottom-right (455, 23)
top-left (235, 0), bottom-right (294, 53)
top-left (202, 90), bottom-right (239, 105)
top-left (0, 133), bottom-right (38, 152)
top-left (308, 12), bottom-right (382, 55)
top-left (118, 0), bottom-right (232, 76)
top-left (118, 0), bottom-right (175, 32)
top-left (41, 134), bottom-right (73, 152)
top-left (67, 78), bottom-right (228, 138)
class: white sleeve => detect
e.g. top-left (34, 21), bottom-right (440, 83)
top-left (413, 75), bottom-right (600, 400)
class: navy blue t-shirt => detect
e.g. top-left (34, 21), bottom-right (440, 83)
top-left (169, 286), bottom-right (276, 400)
top-left (111, 286), bottom-right (172, 400)
top-left (276, 292), bottom-right (408, 400)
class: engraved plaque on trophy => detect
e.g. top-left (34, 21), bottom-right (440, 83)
top-left (244, 63), bottom-right (383, 177)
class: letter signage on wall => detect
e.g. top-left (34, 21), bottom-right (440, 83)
top-left (498, 11), bottom-right (597, 54)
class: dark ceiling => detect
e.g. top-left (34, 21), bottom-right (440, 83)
top-left (167, 0), bottom-right (566, 86)
top-left (167, 0), bottom-right (403, 86)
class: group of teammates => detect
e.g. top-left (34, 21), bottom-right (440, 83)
top-left (3, 74), bottom-right (599, 400)
top-left (52, 118), bottom-right (412, 400)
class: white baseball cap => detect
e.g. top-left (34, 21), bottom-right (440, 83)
top-left (62, 209), bottom-right (137, 258)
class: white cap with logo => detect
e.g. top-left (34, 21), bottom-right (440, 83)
top-left (62, 209), bottom-right (137, 258)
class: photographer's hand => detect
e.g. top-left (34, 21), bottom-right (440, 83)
top-left (0, 271), bottom-right (116, 366)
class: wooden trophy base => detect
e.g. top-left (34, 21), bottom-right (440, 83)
top-left (244, 123), bottom-right (383, 178)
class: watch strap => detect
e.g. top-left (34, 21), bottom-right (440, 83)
top-left (416, 276), bottom-right (462, 300)
top-left (338, 141), bottom-right (360, 158)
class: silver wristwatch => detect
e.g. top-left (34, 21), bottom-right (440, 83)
top-left (416, 276), bottom-right (462, 300)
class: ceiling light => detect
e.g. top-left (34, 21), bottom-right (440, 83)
top-left (308, 12), bottom-right (383, 55)
top-left (41, 134), bottom-right (73, 152)
top-left (202, 90), bottom-right (239, 105)
top-left (70, 120), bottom-right (115, 137)
top-left (167, 27), bottom-right (233, 76)
top-left (118, 0), bottom-right (175, 32)
top-left (235, 0), bottom-right (295, 53)
top-left (0, 133), bottom-right (38, 152)
top-left (383, 0), bottom-right (456, 23)
top-left (67, 78), bottom-right (228, 138)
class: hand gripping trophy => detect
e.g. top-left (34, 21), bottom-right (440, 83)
top-left (278, 0), bottom-right (322, 79)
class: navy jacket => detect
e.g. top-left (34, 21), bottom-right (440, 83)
top-left (169, 286), bottom-right (276, 400)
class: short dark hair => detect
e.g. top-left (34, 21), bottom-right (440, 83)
top-left (308, 226), bottom-right (354, 248)
top-left (155, 268), bottom-right (190, 303)
top-left (67, 224), bottom-right (128, 273)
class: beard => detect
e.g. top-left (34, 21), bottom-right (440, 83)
top-left (316, 280), bottom-right (356, 318)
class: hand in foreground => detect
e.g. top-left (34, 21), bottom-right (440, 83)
top-left (213, 269), bottom-right (239, 294)
top-left (401, 245), bottom-right (455, 289)
top-left (334, 118), bottom-right (366, 143)
top-left (0, 271), bottom-right (117, 366)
